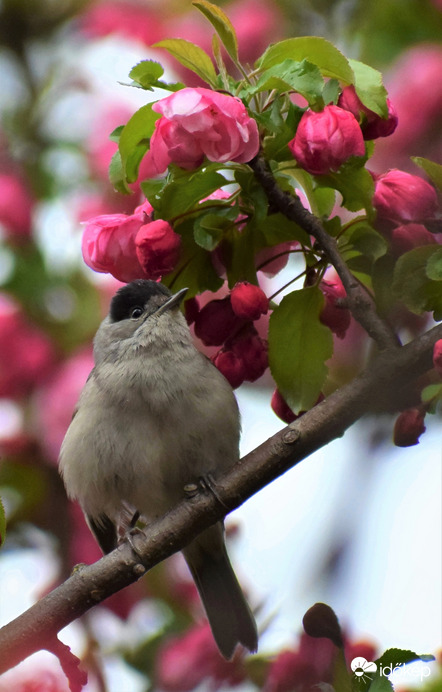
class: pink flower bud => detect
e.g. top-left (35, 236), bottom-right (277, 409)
top-left (230, 282), bottom-right (268, 320)
top-left (135, 219), bottom-right (181, 279)
top-left (390, 223), bottom-right (436, 255)
top-left (320, 278), bottom-right (351, 339)
top-left (143, 88), bottom-right (259, 177)
top-left (338, 85), bottom-right (398, 140)
top-left (271, 389), bottom-right (297, 423)
top-left (211, 349), bottom-right (245, 389)
top-left (289, 105), bottom-right (365, 175)
top-left (433, 339), bottom-right (442, 376)
top-left (393, 408), bottom-right (426, 447)
top-left (373, 169), bottom-right (438, 224)
top-left (194, 297), bottom-right (244, 347)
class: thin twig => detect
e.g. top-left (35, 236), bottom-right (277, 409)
top-left (249, 155), bottom-right (401, 350)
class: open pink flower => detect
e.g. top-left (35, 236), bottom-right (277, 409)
top-left (142, 88), bottom-right (259, 177)
top-left (289, 105), bottom-right (365, 175)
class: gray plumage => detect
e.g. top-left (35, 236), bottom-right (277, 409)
top-left (59, 279), bottom-right (257, 659)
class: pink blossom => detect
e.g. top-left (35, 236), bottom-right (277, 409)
top-left (390, 223), bottom-right (437, 255)
top-left (142, 88), bottom-right (259, 177)
top-left (338, 85), bottom-right (398, 140)
top-left (230, 282), bottom-right (268, 320)
top-left (264, 634), bottom-right (336, 692)
top-left (229, 327), bottom-right (268, 382)
top-left (373, 169), bottom-right (438, 224)
top-left (80, 1), bottom-right (163, 45)
top-left (289, 105), bottom-right (365, 175)
top-left (0, 172), bottom-right (34, 238)
top-left (0, 657), bottom-right (70, 692)
top-left (0, 295), bottom-right (56, 399)
top-left (155, 622), bottom-right (246, 691)
top-left (135, 220), bottom-right (181, 279)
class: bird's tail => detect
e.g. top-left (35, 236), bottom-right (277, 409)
top-left (182, 522), bottom-right (258, 660)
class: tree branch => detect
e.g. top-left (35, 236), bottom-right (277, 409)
top-left (249, 155), bottom-right (400, 350)
top-left (1, 321), bottom-right (441, 675)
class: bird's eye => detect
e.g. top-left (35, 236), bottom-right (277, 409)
top-left (130, 306), bottom-right (144, 319)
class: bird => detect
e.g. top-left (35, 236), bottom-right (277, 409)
top-left (59, 279), bottom-right (257, 659)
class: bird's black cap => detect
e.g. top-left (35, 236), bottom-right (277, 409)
top-left (109, 280), bottom-right (171, 323)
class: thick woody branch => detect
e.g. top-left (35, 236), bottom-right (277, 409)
top-left (1, 321), bottom-right (441, 675)
top-left (250, 155), bottom-right (400, 350)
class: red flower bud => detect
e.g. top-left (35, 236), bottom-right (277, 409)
top-left (338, 86), bottom-right (398, 140)
top-left (393, 408), bottom-right (426, 447)
top-left (230, 328), bottom-right (268, 382)
top-left (433, 339), bottom-right (442, 376)
top-left (135, 219), bottom-right (181, 280)
top-left (230, 281), bottom-right (268, 320)
top-left (289, 105), bottom-right (365, 175)
top-left (194, 297), bottom-right (243, 347)
top-left (390, 223), bottom-right (436, 255)
top-left (211, 349), bottom-right (245, 389)
top-left (373, 169), bottom-right (438, 225)
top-left (319, 279), bottom-right (351, 339)
top-left (271, 389), bottom-right (297, 423)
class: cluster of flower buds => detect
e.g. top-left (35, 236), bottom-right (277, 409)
top-left (193, 282), bottom-right (269, 388)
top-left (338, 85), bottom-right (398, 140)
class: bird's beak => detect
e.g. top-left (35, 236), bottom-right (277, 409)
top-left (155, 287), bottom-right (188, 316)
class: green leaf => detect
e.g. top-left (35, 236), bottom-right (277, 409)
top-left (194, 213), bottom-right (231, 250)
top-left (108, 150), bottom-right (130, 194)
top-left (109, 125), bottom-right (124, 143)
top-left (153, 167), bottom-right (229, 220)
top-left (392, 246), bottom-right (442, 319)
top-left (119, 103), bottom-right (160, 183)
top-left (372, 254), bottom-right (397, 315)
top-left (251, 59), bottom-right (324, 106)
top-left (257, 37), bottom-right (354, 84)
top-left (129, 60), bottom-right (164, 89)
top-left (163, 220), bottom-right (223, 296)
top-left (343, 221), bottom-right (388, 261)
top-left (269, 287), bottom-right (333, 413)
top-left (256, 212), bottom-right (309, 248)
top-left (322, 78), bottom-right (340, 105)
top-left (348, 59), bottom-right (388, 117)
top-left (317, 165), bottom-right (374, 214)
top-left (367, 677), bottom-right (393, 692)
top-left (193, 0), bottom-right (238, 62)
top-left (412, 157), bottom-right (442, 192)
top-left (0, 496), bottom-right (5, 547)
top-left (153, 38), bottom-right (217, 86)
top-left (426, 247), bottom-right (442, 280)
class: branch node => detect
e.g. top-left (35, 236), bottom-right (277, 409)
top-left (283, 427), bottom-right (301, 445)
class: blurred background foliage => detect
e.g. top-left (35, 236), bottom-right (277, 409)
top-left (0, 1), bottom-right (441, 690)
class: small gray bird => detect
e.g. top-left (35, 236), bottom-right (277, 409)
top-left (59, 279), bottom-right (257, 659)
